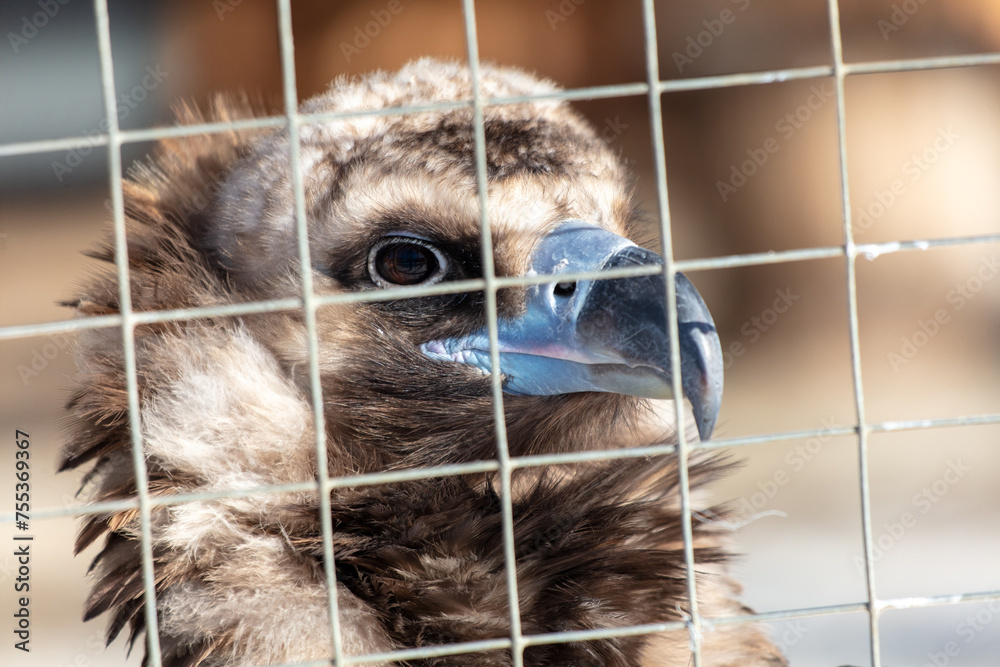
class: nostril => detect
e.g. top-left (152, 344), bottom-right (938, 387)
top-left (553, 281), bottom-right (577, 298)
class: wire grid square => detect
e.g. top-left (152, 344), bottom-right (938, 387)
top-left (2, 0), bottom-right (1000, 665)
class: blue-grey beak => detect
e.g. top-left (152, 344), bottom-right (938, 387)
top-left (420, 221), bottom-right (723, 440)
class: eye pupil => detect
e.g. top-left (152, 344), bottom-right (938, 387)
top-left (394, 246), bottom-right (427, 276)
top-left (375, 242), bottom-right (439, 286)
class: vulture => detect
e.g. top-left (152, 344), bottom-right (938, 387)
top-left (61, 59), bottom-right (787, 667)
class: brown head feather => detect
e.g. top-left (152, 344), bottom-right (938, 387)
top-left (62, 59), bottom-right (784, 667)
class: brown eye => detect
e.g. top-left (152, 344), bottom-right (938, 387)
top-left (368, 237), bottom-right (448, 288)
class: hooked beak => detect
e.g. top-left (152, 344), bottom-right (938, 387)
top-left (420, 221), bottom-right (723, 440)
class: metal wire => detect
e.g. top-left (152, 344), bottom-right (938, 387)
top-left (824, 2), bottom-right (882, 664)
top-left (3, 1), bottom-right (1000, 666)
top-left (90, 1), bottom-right (165, 664)
top-left (639, 1), bottom-right (704, 664)
top-left (460, 1), bottom-right (527, 665)
top-left (274, 2), bottom-right (349, 664)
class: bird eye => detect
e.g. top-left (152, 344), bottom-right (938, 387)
top-left (368, 236), bottom-right (448, 288)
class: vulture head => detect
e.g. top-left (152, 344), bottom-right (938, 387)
top-left (62, 59), bottom-right (785, 667)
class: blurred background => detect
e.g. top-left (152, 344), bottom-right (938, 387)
top-left (1, 1), bottom-right (998, 665)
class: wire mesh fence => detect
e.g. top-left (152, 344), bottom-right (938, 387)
top-left (2, 0), bottom-right (1000, 666)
